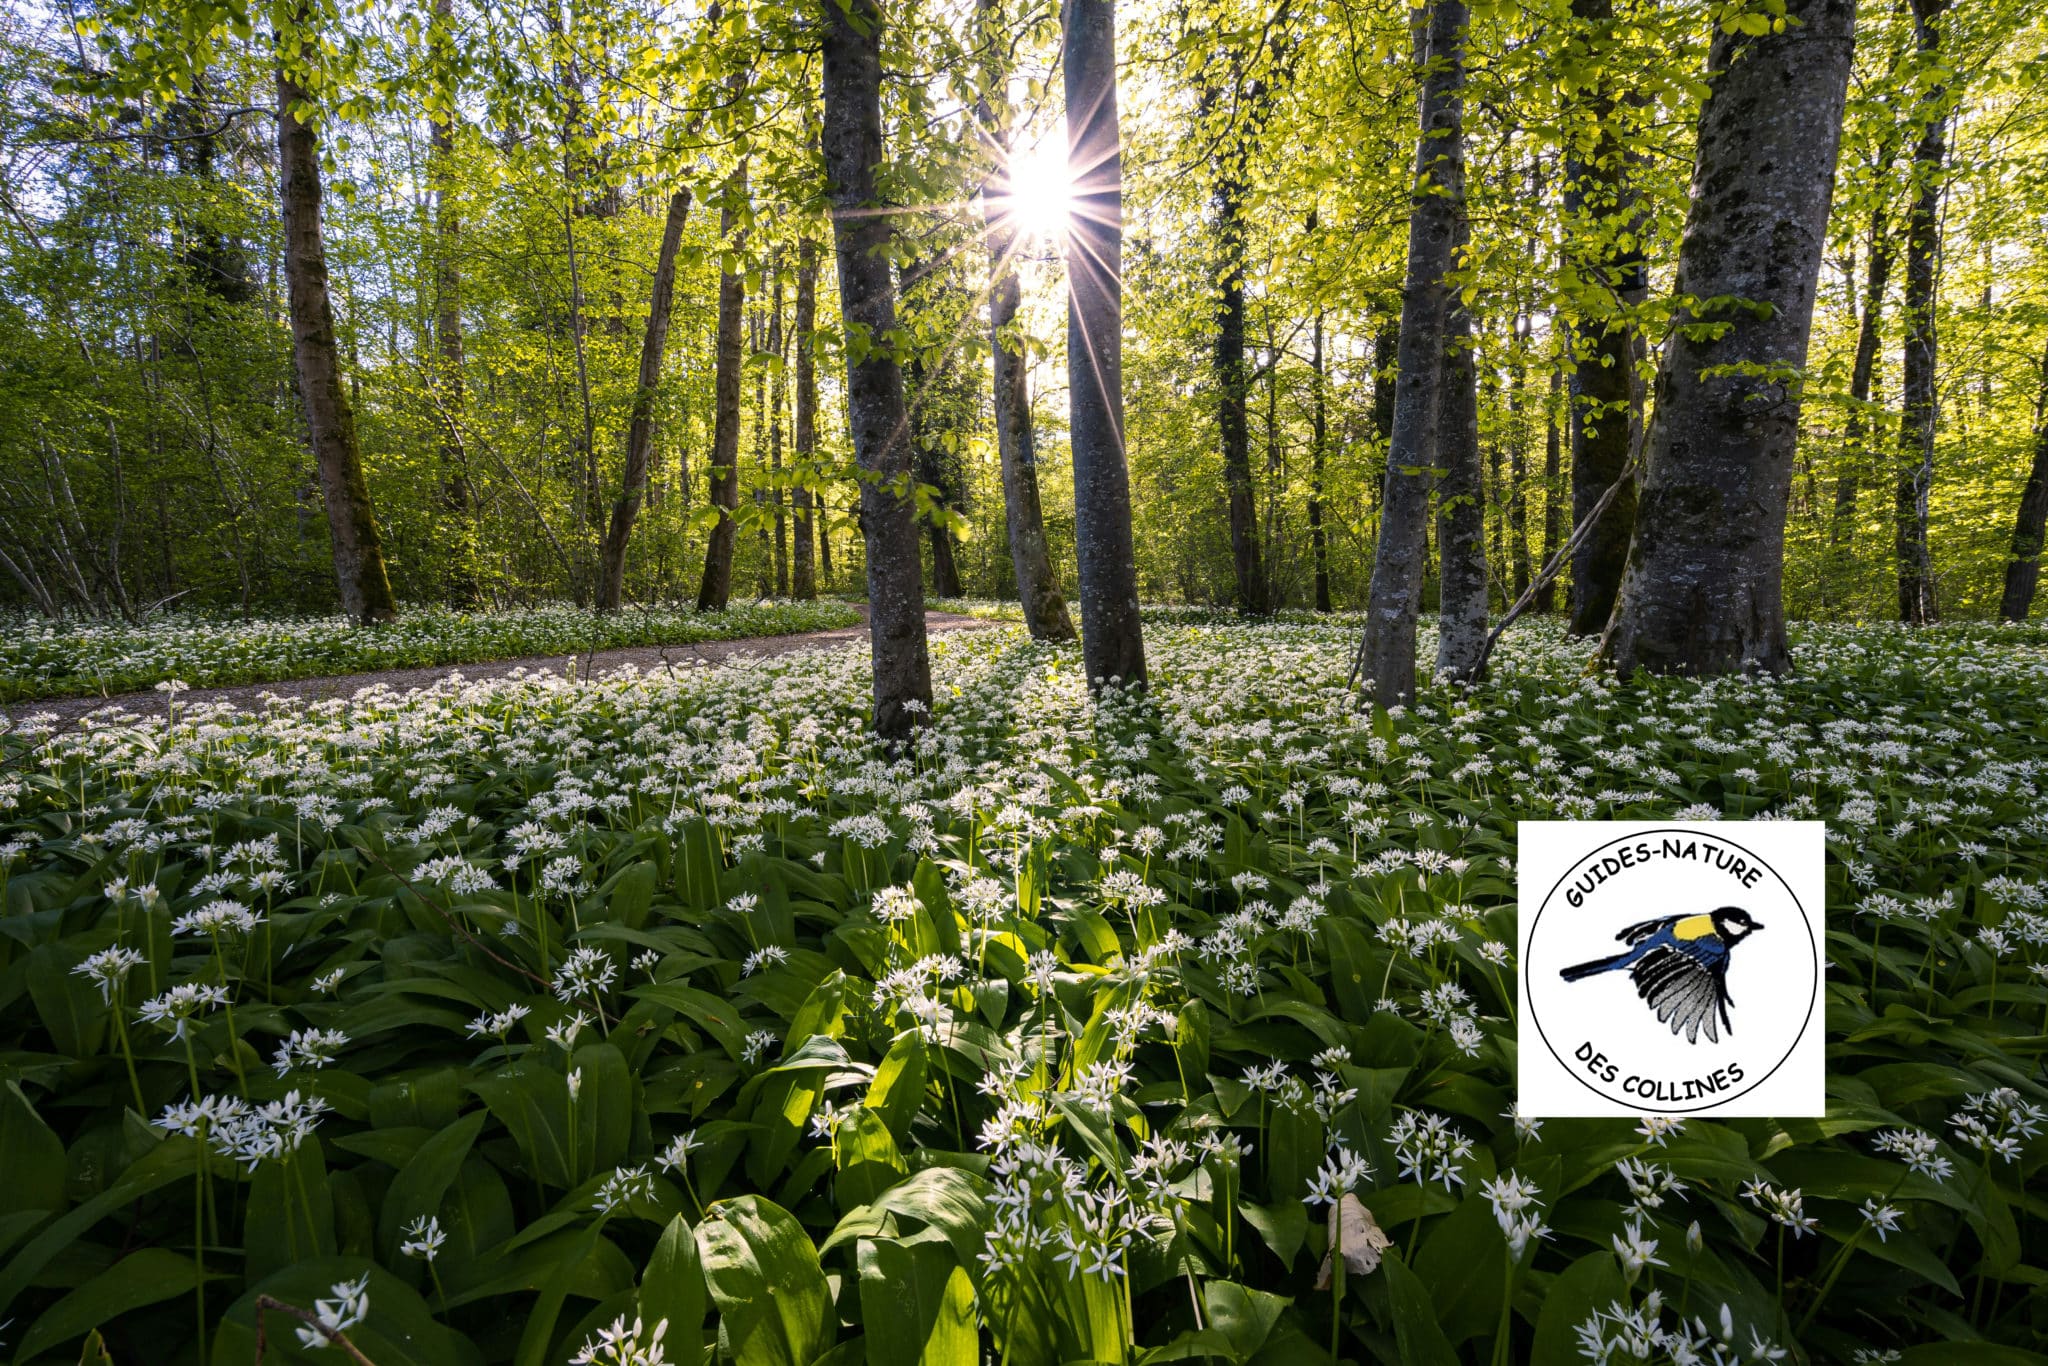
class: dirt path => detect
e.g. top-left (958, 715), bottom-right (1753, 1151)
top-left (4, 609), bottom-right (994, 725)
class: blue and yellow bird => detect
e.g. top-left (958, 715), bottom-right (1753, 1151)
top-left (1558, 906), bottom-right (1763, 1045)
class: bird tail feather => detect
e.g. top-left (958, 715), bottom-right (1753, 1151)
top-left (1560, 952), bottom-right (1631, 982)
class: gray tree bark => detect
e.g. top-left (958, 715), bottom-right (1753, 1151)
top-left (1535, 364), bottom-right (1562, 613)
top-left (1998, 342), bottom-right (2048, 621)
top-left (792, 237), bottom-right (819, 600)
top-left (1598, 0), bottom-right (1856, 676)
top-left (597, 187), bottom-right (691, 612)
top-left (821, 0), bottom-right (932, 740)
top-left (1895, 0), bottom-right (1945, 625)
top-left (1435, 233), bottom-right (1487, 680)
top-left (1063, 0), bottom-right (1147, 689)
top-left (1563, 0), bottom-right (1645, 637)
top-left (695, 181), bottom-right (748, 611)
top-left (1356, 0), bottom-right (1464, 706)
top-left (1310, 308), bottom-right (1332, 612)
top-left (278, 14), bottom-right (398, 625)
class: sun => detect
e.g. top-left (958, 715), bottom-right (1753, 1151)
top-left (997, 137), bottom-right (1075, 244)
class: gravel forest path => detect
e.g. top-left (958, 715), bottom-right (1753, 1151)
top-left (4, 607), bottom-right (993, 725)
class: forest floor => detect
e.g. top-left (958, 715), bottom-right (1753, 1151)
top-left (0, 606), bottom-right (990, 724)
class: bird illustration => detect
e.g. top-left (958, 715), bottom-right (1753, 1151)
top-left (1558, 907), bottom-right (1764, 1045)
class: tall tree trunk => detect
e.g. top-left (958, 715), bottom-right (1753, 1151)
top-left (427, 0), bottom-right (471, 605)
top-left (1895, 0), bottom-right (1946, 625)
top-left (278, 15), bottom-right (397, 625)
top-left (1211, 103), bottom-right (1267, 615)
top-left (1310, 308), bottom-right (1331, 612)
top-left (597, 188), bottom-right (691, 611)
top-left (821, 0), bottom-right (932, 739)
top-left (1598, 0), bottom-right (1855, 676)
top-left (1357, 0), bottom-right (1464, 705)
top-left (1535, 364), bottom-right (1561, 613)
top-left (1997, 342), bottom-right (2048, 621)
top-left (1435, 235), bottom-right (1487, 680)
top-left (695, 180), bottom-right (748, 611)
top-left (1064, 0), bottom-right (1147, 689)
top-left (1508, 316), bottom-right (1532, 600)
top-left (792, 237), bottom-right (819, 599)
top-left (1563, 0), bottom-right (1645, 637)
top-left (1835, 214), bottom-right (1892, 545)
top-left (977, 4), bottom-right (1076, 640)
top-left (771, 261), bottom-right (789, 597)
top-left (905, 342), bottom-right (966, 600)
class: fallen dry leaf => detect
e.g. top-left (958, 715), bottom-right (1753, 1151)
top-left (1315, 1193), bottom-right (1392, 1289)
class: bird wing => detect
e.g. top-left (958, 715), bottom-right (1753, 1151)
top-left (1615, 915), bottom-right (1682, 946)
top-left (1627, 937), bottom-right (1733, 1044)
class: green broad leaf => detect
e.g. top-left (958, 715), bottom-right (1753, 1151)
top-left (572, 1042), bottom-right (635, 1181)
top-left (378, 1109), bottom-right (487, 1259)
top-left (836, 1109), bottom-right (910, 1210)
top-left (672, 820), bottom-right (724, 911)
top-left (599, 861), bottom-right (658, 929)
top-left (0, 1144), bottom-right (198, 1321)
top-left (469, 1061), bottom-right (574, 1187)
top-left (822, 1166), bottom-right (991, 1269)
top-left (19, 1248), bottom-right (220, 1358)
top-left (1529, 1250), bottom-right (1625, 1366)
top-left (1241, 1199), bottom-right (1308, 1269)
top-left (27, 944), bottom-right (108, 1060)
top-left (1382, 1252), bottom-right (1459, 1366)
top-left (697, 1195), bottom-right (833, 1366)
top-left (910, 859), bottom-right (962, 956)
top-left (246, 1137), bottom-right (338, 1269)
top-left (1201, 1280), bottom-right (1290, 1361)
top-left (512, 1219), bottom-right (610, 1366)
top-left (857, 1233), bottom-right (974, 1365)
top-left (640, 1214), bottom-right (708, 1366)
top-left (1414, 1193), bottom-right (1506, 1347)
top-left (212, 1257), bottom-right (484, 1366)
top-left (635, 981), bottom-right (752, 1061)
top-left (0, 1082), bottom-right (66, 1217)
top-left (864, 1033), bottom-right (929, 1146)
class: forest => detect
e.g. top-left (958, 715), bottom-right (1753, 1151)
top-left (1, 0), bottom-right (2046, 1362)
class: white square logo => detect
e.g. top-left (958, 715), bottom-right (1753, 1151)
top-left (1517, 821), bottom-right (1825, 1118)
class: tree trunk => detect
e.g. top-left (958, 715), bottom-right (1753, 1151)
top-left (771, 261), bottom-right (789, 597)
top-left (1310, 309), bottom-right (1332, 612)
top-left (278, 17), bottom-right (397, 625)
top-left (1064, 0), bottom-right (1147, 689)
top-left (1895, 0), bottom-right (1946, 625)
top-left (427, 0), bottom-right (472, 605)
top-left (1835, 213), bottom-right (1892, 548)
top-left (597, 188), bottom-right (691, 611)
top-left (792, 237), bottom-right (819, 600)
top-left (1508, 317), bottom-right (1532, 600)
top-left (1997, 342), bottom-right (2048, 621)
top-left (1357, 0), bottom-right (1464, 706)
top-left (1563, 0), bottom-right (1645, 637)
top-left (1435, 240), bottom-right (1487, 680)
top-left (821, 0), bottom-right (932, 739)
top-left (1598, 0), bottom-right (1855, 676)
top-left (1535, 364), bottom-right (1562, 613)
top-left (695, 181), bottom-right (748, 611)
top-left (1211, 109), bottom-right (1267, 615)
top-left (977, 10), bottom-right (1076, 640)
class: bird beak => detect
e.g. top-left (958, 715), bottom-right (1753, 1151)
top-left (1749, 921), bottom-right (1765, 931)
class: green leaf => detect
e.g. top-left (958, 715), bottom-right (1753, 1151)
top-left (19, 1248), bottom-right (219, 1358)
top-left (1201, 1280), bottom-right (1290, 1361)
top-left (640, 1215), bottom-right (708, 1366)
top-left (697, 1196), bottom-right (833, 1366)
top-left (857, 1234), bottom-right (973, 1365)
top-left (379, 1109), bottom-right (487, 1259)
top-left (1382, 1252), bottom-right (1459, 1366)
top-left (1530, 1250), bottom-right (1625, 1366)
top-left (0, 1082), bottom-right (66, 1217)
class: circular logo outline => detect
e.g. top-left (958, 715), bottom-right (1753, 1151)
top-left (1525, 826), bottom-right (1818, 1114)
